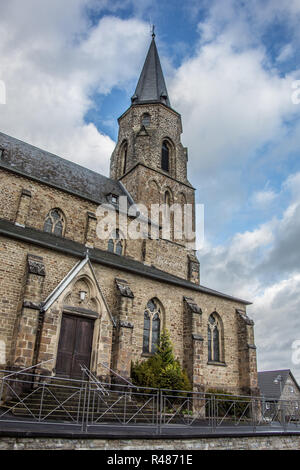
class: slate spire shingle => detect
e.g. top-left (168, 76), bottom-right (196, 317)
top-left (131, 35), bottom-right (171, 107)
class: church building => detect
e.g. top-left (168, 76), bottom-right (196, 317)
top-left (0, 35), bottom-right (258, 395)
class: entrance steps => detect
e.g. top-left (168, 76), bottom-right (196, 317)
top-left (1, 378), bottom-right (157, 424)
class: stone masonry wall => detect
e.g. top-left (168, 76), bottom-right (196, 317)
top-left (110, 103), bottom-right (188, 184)
top-left (0, 435), bottom-right (299, 450)
top-left (0, 234), bottom-right (256, 394)
top-left (0, 168), bottom-right (197, 281)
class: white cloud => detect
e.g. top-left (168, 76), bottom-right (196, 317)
top-left (249, 274), bottom-right (300, 381)
top-left (283, 172), bottom-right (300, 201)
top-left (251, 189), bottom-right (277, 208)
top-left (199, 170), bottom-right (300, 382)
top-left (170, 29), bottom-right (297, 175)
top-left (166, 0), bottom-right (300, 247)
top-left (277, 44), bottom-right (294, 63)
top-left (0, 1), bottom-right (149, 174)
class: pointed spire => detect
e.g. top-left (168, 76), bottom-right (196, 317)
top-left (131, 33), bottom-right (171, 108)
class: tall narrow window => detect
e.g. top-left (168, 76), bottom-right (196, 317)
top-left (43, 209), bottom-right (65, 236)
top-left (164, 191), bottom-right (171, 206)
top-left (142, 299), bottom-right (162, 354)
top-left (207, 325), bottom-right (212, 362)
top-left (143, 312), bottom-right (150, 353)
top-left (108, 238), bottom-right (114, 252)
top-left (163, 190), bottom-right (173, 241)
top-left (122, 142), bottom-right (128, 175)
top-left (151, 313), bottom-right (160, 353)
top-left (207, 313), bottom-right (223, 363)
top-left (161, 141), bottom-right (169, 172)
top-left (107, 229), bottom-right (124, 255)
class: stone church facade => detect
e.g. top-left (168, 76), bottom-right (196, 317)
top-left (0, 36), bottom-right (258, 395)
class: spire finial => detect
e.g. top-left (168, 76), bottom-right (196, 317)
top-left (151, 24), bottom-right (155, 39)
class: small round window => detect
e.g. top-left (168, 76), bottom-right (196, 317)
top-left (142, 113), bottom-right (151, 127)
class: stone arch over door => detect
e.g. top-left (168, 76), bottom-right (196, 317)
top-left (36, 258), bottom-right (114, 380)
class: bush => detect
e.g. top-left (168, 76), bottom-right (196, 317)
top-left (131, 330), bottom-right (191, 393)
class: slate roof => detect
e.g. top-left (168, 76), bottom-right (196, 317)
top-left (0, 131), bottom-right (129, 205)
top-left (131, 36), bottom-right (171, 107)
top-left (258, 369), bottom-right (297, 399)
top-left (0, 218), bottom-right (252, 305)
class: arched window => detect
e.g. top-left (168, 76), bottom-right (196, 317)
top-left (164, 190), bottom-right (171, 206)
top-left (122, 142), bottom-right (128, 175)
top-left (161, 141), bottom-right (170, 172)
top-left (143, 299), bottom-right (162, 354)
top-left (207, 313), bottom-right (223, 363)
top-left (107, 229), bottom-right (124, 255)
top-left (43, 209), bottom-right (65, 236)
top-left (163, 190), bottom-right (173, 241)
top-left (142, 113), bottom-right (151, 127)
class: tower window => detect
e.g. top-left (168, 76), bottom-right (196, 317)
top-left (43, 209), bottom-right (65, 236)
top-left (122, 143), bottom-right (128, 174)
top-left (142, 113), bottom-right (151, 127)
top-left (161, 141), bottom-right (170, 172)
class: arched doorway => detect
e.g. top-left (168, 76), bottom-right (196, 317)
top-left (56, 313), bottom-right (94, 378)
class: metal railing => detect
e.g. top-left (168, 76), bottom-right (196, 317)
top-left (0, 370), bottom-right (299, 434)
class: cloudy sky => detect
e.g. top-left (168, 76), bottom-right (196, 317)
top-left (0, 0), bottom-right (300, 382)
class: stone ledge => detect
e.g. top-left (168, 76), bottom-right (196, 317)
top-left (207, 361), bottom-right (227, 367)
top-left (23, 300), bottom-right (41, 310)
top-left (119, 320), bottom-right (134, 329)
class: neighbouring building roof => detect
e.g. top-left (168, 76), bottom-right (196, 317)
top-left (258, 369), bottom-right (299, 399)
top-left (131, 35), bottom-right (171, 107)
top-left (0, 131), bottom-right (130, 206)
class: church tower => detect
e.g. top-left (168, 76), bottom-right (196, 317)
top-left (110, 33), bottom-right (199, 282)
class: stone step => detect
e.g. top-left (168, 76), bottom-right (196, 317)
top-left (1, 381), bottom-right (158, 423)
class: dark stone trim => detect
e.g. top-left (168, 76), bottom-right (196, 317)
top-left (63, 306), bottom-right (99, 319)
top-left (119, 162), bottom-right (195, 190)
top-left (21, 188), bottom-right (31, 197)
top-left (207, 361), bottom-right (227, 367)
top-left (184, 296), bottom-right (202, 314)
top-left (192, 334), bottom-right (204, 341)
top-left (0, 218), bottom-right (252, 305)
top-left (119, 320), bottom-right (134, 329)
top-left (236, 309), bottom-right (254, 325)
top-left (27, 254), bottom-right (46, 276)
top-left (23, 301), bottom-right (41, 310)
top-left (86, 211), bottom-right (97, 220)
top-left (118, 101), bottom-right (182, 122)
top-left (141, 352), bottom-right (155, 358)
top-left (115, 278), bottom-right (134, 298)
top-left (1, 423), bottom-right (300, 439)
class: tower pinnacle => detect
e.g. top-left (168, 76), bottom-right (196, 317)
top-left (131, 34), bottom-right (171, 107)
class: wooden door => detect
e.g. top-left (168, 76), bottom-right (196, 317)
top-left (56, 314), bottom-right (94, 378)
